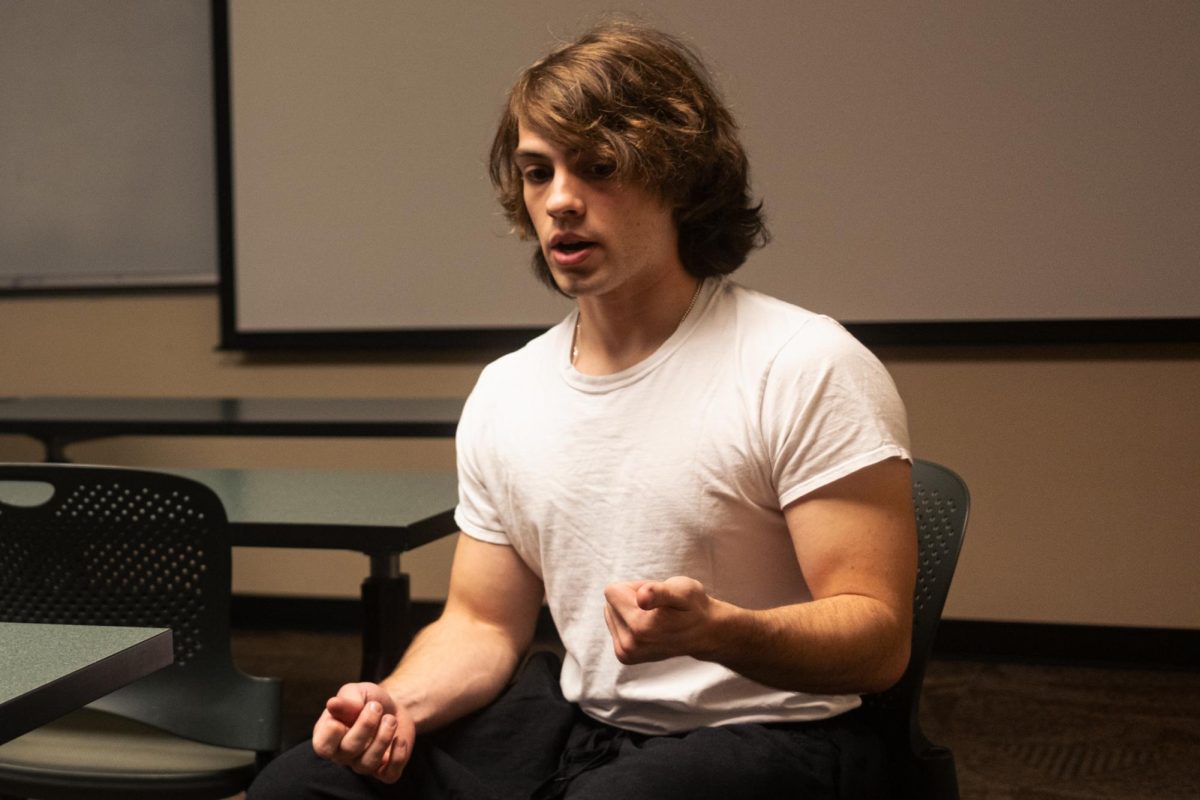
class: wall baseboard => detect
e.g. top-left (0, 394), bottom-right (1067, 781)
top-left (932, 619), bottom-right (1198, 670)
top-left (230, 596), bottom-right (1198, 670)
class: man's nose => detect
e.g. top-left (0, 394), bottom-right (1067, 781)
top-left (546, 172), bottom-right (585, 218)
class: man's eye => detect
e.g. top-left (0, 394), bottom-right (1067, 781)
top-left (523, 167), bottom-right (551, 184)
top-left (587, 162), bottom-right (616, 179)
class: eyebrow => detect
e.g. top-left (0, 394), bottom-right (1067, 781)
top-left (513, 149), bottom-right (550, 163)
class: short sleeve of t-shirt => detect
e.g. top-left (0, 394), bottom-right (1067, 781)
top-left (453, 362), bottom-right (511, 546)
top-left (760, 316), bottom-right (911, 508)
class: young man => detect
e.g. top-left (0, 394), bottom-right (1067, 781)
top-left (251, 21), bottom-right (915, 800)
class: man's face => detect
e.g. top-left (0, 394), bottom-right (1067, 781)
top-left (514, 123), bottom-right (683, 300)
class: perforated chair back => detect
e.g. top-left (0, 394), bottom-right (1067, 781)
top-left (862, 459), bottom-right (969, 800)
top-left (0, 463), bottom-right (280, 754)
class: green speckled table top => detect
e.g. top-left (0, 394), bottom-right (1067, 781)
top-left (0, 622), bottom-right (172, 744)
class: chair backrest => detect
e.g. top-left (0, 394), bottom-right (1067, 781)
top-left (0, 463), bottom-right (280, 753)
top-left (862, 459), bottom-right (969, 800)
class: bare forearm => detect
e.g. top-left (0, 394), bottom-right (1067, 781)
top-left (379, 613), bottom-right (529, 733)
top-left (700, 594), bottom-right (910, 695)
top-left (606, 578), bottom-right (911, 695)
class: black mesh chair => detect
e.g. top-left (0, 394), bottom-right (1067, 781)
top-left (861, 459), bottom-right (970, 800)
top-left (0, 464), bottom-right (281, 800)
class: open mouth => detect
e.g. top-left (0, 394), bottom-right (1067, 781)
top-left (553, 240), bottom-right (595, 253)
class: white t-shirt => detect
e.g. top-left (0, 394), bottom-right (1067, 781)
top-left (454, 277), bottom-right (910, 734)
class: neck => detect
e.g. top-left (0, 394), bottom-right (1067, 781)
top-left (572, 274), bottom-right (703, 375)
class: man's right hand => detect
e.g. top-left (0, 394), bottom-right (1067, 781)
top-left (306, 535), bottom-right (544, 784)
top-left (312, 682), bottom-right (415, 784)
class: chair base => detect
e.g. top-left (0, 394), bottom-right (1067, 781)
top-left (0, 709), bottom-right (259, 800)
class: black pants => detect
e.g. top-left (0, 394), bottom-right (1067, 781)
top-left (248, 653), bottom-right (889, 800)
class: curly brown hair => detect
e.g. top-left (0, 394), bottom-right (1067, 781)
top-left (488, 21), bottom-right (769, 290)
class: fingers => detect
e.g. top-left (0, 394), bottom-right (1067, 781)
top-left (357, 711), bottom-right (397, 775)
top-left (312, 699), bottom-right (382, 764)
top-left (603, 602), bottom-right (633, 663)
top-left (376, 720), bottom-right (415, 783)
top-left (311, 682), bottom-right (416, 784)
top-left (636, 581), bottom-right (664, 610)
top-left (311, 708), bottom-right (350, 760)
top-left (339, 700), bottom-right (387, 761)
top-left (323, 696), bottom-right (356, 727)
top-left (603, 581), bottom-right (639, 610)
top-left (604, 581), bottom-right (663, 664)
top-left (604, 577), bottom-right (714, 664)
top-left (324, 682), bottom-right (372, 726)
top-left (313, 684), bottom-right (371, 761)
top-left (315, 702), bottom-right (413, 781)
top-left (603, 602), bottom-right (618, 639)
top-left (637, 577), bottom-right (700, 611)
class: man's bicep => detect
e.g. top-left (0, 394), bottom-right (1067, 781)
top-left (442, 533), bottom-right (545, 646)
top-left (783, 458), bottom-right (917, 614)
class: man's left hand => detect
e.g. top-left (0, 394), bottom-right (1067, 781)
top-left (602, 576), bottom-right (718, 664)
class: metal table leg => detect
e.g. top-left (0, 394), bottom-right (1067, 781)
top-left (360, 552), bottom-right (412, 682)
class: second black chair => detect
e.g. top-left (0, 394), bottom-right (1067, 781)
top-left (862, 458), bottom-right (970, 800)
top-left (0, 463), bottom-right (281, 800)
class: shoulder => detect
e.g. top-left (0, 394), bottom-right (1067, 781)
top-left (715, 280), bottom-right (872, 371)
top-left (468, 318), bottom-right (570, 400)
top-left (458, 316), bottom-right (571, 442)
top-left (718, 282), bottom-right (905, 434)
top-left (774, 315), bottom-right (883, 378)
top-left (731, 286), bottom-right (910, 501)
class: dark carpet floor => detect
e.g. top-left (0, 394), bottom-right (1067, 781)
top-left (230, 629), bottom-right (1200, 798)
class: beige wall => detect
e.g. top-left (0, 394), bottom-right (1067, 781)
top-left (2, 292), bottom-right (1197, 629)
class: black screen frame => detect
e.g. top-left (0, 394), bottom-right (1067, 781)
top-left (213, 0), bottom-right (1199, 352)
